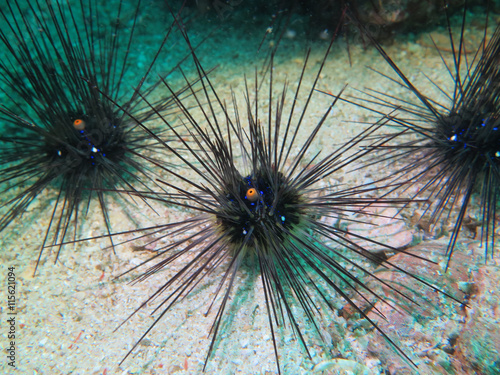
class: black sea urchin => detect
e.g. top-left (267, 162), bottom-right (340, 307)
top-left (349, 2), bottom-right (500, 266)
top-left (0, 0), bottom-right (178, 272)
top-left (92, 22), bottom-right (461, 373)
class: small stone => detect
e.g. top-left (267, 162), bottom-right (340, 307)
top-left (347, 206), bottom-right (414, 251)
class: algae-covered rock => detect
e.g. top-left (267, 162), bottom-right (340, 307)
top-left (455, 264), bottom-right (500, 375)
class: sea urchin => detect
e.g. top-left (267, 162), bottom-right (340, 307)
top-left (348, 2), bottom-right (500, 266)
top-left (96, 23), bottom-right (459, 372)
top-left (0, 0), bottom-right (178, 272)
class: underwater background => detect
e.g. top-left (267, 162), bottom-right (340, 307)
top-left (0, 0), bottom-right (499, 374)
